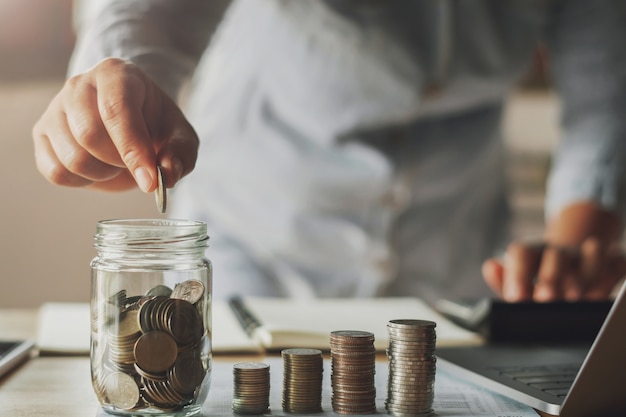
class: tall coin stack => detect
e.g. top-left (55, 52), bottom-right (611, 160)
top-left (232, 362), bottom-right (271, 415)
top-left (330, 330), bottom-right (377, 415)
top-left (281, 348), bottom-right (324, 414)
top-left (386, 319), bottom-right (437, 417)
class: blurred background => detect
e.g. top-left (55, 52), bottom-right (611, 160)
top-left (1, 0), bottom-right (153, 308)
top-left (0, 1), bottom-right (559, 308)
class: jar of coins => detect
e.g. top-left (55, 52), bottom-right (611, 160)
top-left (90, 219), bottom-right (212, 416)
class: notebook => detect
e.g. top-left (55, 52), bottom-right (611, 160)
top-left (36, 297), bottom-right (481, 354)
top-left (436, 281), bottom-right (626, 417)
top-left (227, 296), bottom-right (482, 352)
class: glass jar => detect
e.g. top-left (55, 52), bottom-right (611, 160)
top-left (90, 219), bottom-right (212, 417)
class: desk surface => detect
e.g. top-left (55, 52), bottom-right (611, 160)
top-left (0, 309), bottom-right (99, 417)
top-left (0, 309), bottom-right (553, 417)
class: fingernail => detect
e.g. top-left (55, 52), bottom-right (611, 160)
top-left (534, 287), bottom-right (551, 302)
top-left (134, 167), bottom-right (153, 193)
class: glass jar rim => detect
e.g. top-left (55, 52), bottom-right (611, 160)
top-left (97, 218), bottom-right (206, 229)
top-left (94, 218), bottom-right (209, 251)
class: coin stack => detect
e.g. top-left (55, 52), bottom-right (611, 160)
top-left (330, 330), bottom-right (377, 415)
top-left (91, 279), bottom-right (207, 412)
top-left (232, 362), bottom-right (271, 415)
top-left (386, 319), bottom-right (437, 417)
top-left (281, 348), bottom-right (324, 414)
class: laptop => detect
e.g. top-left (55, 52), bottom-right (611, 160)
top-left (436, 281), bottom-right (626, 417)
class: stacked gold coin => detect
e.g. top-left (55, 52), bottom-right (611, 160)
top-left (386, 319), bottom-right (437, 417)
top-left (107, 310), bottom-right (142, 374)
top-left (330, 330), bottom-right (377, 414)
top-left (281, 348), bottom-right (324, 413)
top-left (138, 297), bottom-right (203, 351)
top-left (232, 362), bottom-right (271, 414)
top-left (92, 280), bottom-right (207, 412)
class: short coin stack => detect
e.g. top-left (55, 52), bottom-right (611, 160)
top-left (232, 362), bottom-right (271, 415)
top-left (330, 330), bottom-right (377, 414)
top-left (91, 280), bottom-right (207, 412)
top-left (386, 319), bottom-right (437, 417)
top-left (281, 348), bottom-right (324, 414)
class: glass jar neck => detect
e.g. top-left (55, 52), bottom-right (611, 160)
top-left (94, 219), bottom-right (209, 259)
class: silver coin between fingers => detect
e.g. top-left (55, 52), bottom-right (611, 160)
top-left (155, 165), bottom-right (167, 214)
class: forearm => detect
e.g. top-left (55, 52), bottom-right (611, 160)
top-left (544, 0), bottom-right (626, 224)
top-left (69, 0), bottom-right (227, 99)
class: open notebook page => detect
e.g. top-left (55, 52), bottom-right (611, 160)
top-left (242, 297), bottom-right (483, 351)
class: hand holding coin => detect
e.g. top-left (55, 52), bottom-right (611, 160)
top-left (33, 59), bottom-right (199, 193)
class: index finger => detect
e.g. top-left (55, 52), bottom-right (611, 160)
top-left (502, 241), bottom-right (543, 302)
top-left (95, 62), bottom-right (156, 192)
top-left (534, 246), bottom-right (574, 302)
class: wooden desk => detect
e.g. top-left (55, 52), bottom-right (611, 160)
top-left (0, 309), bottom-right (96, 417)
top-left (0, 309), bottom-right (553, 417)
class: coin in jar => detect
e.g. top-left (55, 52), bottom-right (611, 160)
top-left (169, 350), bottom-right (206, 394)
top-left (145, 284), bottom-right (173, 298)
top-left (105, 371), bottom-right (140, 410)
top-left (171, 279), bottom-right (205, 304)
top-left (134, 330), bottom-right (178, 373)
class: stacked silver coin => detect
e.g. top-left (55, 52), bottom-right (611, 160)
top-left (386, 319), bottom-right (437, 417)
top-left (281, 348), bottom-right (324, 413)
top-left (330, 330), bottom-right (377, 415)
top-left (232, 362), bottom-right (271, 415)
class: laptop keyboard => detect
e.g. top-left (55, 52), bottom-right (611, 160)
top-left (496, 365), bottom-right (579, 398)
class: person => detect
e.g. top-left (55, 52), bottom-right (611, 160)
top-left (33, 0), bottom-right (626, 304)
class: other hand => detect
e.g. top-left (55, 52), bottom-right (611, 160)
top-left (482, 237), bottom-right (626, 302)
top-left (482, 202), bottom-right (626, 302)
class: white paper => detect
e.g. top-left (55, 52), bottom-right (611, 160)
top-left (246, 297), bottom-right (483, 351)
top-left (37, 302), bottom-right (91, 354)
top-left (211, 300), bottom-right (263, 353)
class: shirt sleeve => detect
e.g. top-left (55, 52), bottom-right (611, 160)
top-left (68, 0), bottom-right (229, 99)
top-left (543, 0), bottom-right (626, 222)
